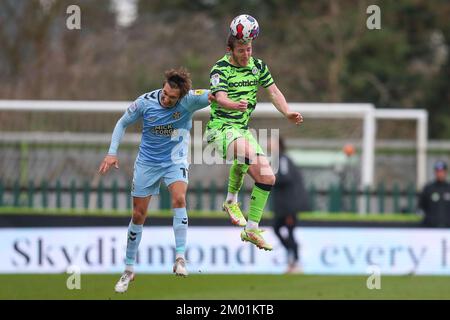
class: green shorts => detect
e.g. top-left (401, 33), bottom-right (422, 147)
top-left (205, 126), bottom-right (265, 159)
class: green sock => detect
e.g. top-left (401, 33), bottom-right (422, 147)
top-left (228, 159), bottom-right (249, 194)
top-left (248, 183), bottom-right (272, 225)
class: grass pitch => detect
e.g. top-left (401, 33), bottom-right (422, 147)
top-left (0, 207), bottom-right (422, 223)
top-left (1, 274), bottom-right (449, 300)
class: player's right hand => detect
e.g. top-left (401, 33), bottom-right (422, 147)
top-left (234, 100), bottom-right (248, 111)
top-left (207, 93), bottom-right (216, 103)
top-left (98, 155), bottom-right (119, 175)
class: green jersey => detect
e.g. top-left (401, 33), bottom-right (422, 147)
top-left (207, 55), bottom-right (274, 130)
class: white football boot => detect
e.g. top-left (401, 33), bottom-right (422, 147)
top-left (114, 270), bottom-right (135, 293)
top-left (173, 257), bottom-right (188, 277)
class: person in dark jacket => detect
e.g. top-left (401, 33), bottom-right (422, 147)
top-left (272, 137), bottom-right (310, 273)
top-left (418, 160), bottom-right (450, 228)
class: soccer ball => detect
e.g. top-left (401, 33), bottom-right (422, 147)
top-left (229, 14), bottom-right (259, 43)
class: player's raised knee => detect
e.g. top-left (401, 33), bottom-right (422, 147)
top-left (258, 173), bottom-right (275, 186)
top-left (266, 174), bottom-right (276, 186)
top-left (270, 174), bottom-right (276, 185)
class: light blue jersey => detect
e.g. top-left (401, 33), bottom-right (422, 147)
top-left (108, 89), bottom-right (209, 166)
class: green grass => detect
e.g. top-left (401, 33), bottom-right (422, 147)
top-left (0, 274), bottom-right (449, 300)
top-left (0, 207), bottom-right (422, 222)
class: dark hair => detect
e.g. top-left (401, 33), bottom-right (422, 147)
top-left (227, 33), bottom-right (251, 50)
top-left (434, 160), bottom-right (448, 171)
top-left (164, 68), bottom-right (192, 98)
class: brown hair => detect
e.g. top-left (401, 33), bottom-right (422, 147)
top-left (227, 34), bottom-right (251, 50)
top-left (164, 68), bottom-right (192, 98)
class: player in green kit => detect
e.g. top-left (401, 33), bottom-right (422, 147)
top-left (206, 32), bottom-right (303, 251)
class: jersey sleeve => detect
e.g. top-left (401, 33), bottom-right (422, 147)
top-left (210, 64), bottom-right (228, 94)
top-left (182, 89), bottom-right (211, 113)
top-left (257, 59), bottom-right (274, 88)
top-left (107, 99), bottom-right (144, 155)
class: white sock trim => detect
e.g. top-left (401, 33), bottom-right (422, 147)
top-left (176, 253), bottom-right (185, 260)
top-left (125, 265), bottom-right (134, 272)
top-left (226, 192), bottom-right (238, 203)
top-left (246, 220), bottom-right (258, 230)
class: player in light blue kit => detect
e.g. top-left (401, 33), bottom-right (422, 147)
top-left (98, 68), bottom-right (211, 293)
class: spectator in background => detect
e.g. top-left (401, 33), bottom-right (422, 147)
top-left (418, 160), bottom-right (450, 228)
top-left (271, 137), bottom-right (310, 273)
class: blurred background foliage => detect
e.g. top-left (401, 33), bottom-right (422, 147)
top-left (0, 0), bottom-right (448, 138)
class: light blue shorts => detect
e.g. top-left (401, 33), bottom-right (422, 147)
top-left (131, 161), bottom-right (189, 197)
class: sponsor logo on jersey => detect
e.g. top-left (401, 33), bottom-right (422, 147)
top-left (228, 79), bottom-right (258, 88)
top-left (152, 124), bottom-right (175, 136)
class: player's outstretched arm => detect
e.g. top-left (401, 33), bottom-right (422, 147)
top-left (98, 117), bottom-right (127, 175)
top-left (215, 91), bottom-right (248, 111)
top-left (98, 155), bottom-right (119, 175)
top-left (184, 89), bottom-right (216, 113)
top-left (98, 101), bottom-right (142, 175)
top-left (266, 83), bottom-right (303, 125)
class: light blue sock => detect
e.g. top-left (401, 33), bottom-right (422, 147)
top-left (125, 221), bottom-right (143, 266)
top-left (173, 208), bottom-right (188, 255)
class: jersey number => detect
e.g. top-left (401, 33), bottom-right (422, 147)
top-left (180, 168), bottom-right (188, 178)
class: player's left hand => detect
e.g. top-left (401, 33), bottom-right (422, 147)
top-left (286, 111), bottom-right (303, 125)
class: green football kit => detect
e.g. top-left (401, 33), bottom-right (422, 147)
top-left (206, 54), bottom-right (274, 158)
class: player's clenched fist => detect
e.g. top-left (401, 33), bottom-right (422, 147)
top-left (286, 111), bottom-right (303, 125)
